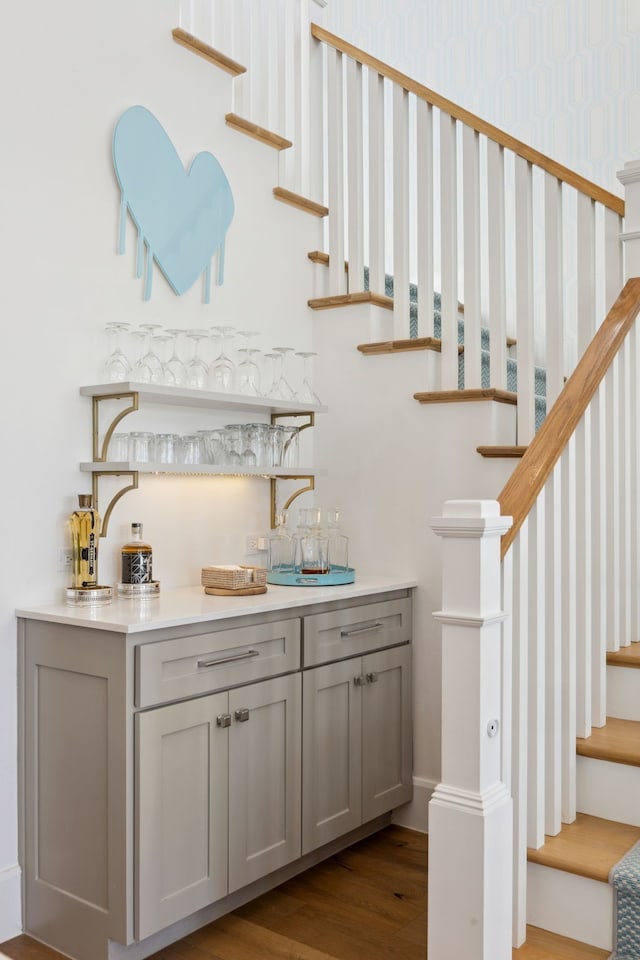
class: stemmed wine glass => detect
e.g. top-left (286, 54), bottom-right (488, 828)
top-left (208, 325), bottom-right (236, 392)
top-left (261, 352), bottom-right (279, 398)
top-left (295, 351), bottom-right (321, 404)
top-left (186, 329), bottom-right (210, 389)
top-left (235, 348), bottom-right (261, 396)
top-left (163, 329), bottom-right (188, 387)
top-left (103, 322), bottom-right (132, 382)
top-left (132, 323), bottom-right (163, 383)
top-left (268, 346), bottom-right (295, 400)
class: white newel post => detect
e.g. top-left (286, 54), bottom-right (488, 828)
top-left (618, 160), bottom-right (640, 279)
top-left (428, 500), bottom-right (513, 960)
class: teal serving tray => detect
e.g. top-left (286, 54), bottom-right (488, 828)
top-left (267, 567), bottom-right (355, 587)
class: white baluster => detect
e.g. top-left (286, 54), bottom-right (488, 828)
top-left (231, 0), bottom-right (252, 118)
top-left (367, 70), bottom-right (385, 296)
top-left (346, 58), bottom-right (365, 293)
top-left (429, 501), bottom-right (513, 960)
top-left (326, 46), bottom-right (346, 295)
top-left (605, 359), bottom-right (621, 652)
top-left (544, 174), bottom-right (564, 405)
top-left (511, 523), bottom-right (529, 947)
top-left (577, 193), bottom-right (596, 351)
top-left (630, 324), bottom-right (640, 645)
top-left (439, 113), bottom-right (459, 389)
top-left (617, 159), bottom-right (640, 279)
top-left (619, 342), bottom-right (631, 648)
top-left (514, 156), bottom-right (535, 441)
top-left (462, 126), bottom-right (482, 387)
top-left (544, 465), bottom-right (563, 835)
top-left (487, 139), bottom-right (507, 391)
top-left (416, 99), bottom-right (434, 338)
top-left (560, 438), bottom-right (577, 823)
top-left (590, 383), bottom-right (607, 726)
top-left (527, 499), bottom-right (546, 848)
top-left (392, 84), bottom-right (410, 339)
top-left (604, 208), bottom-right (624, 312)
top-left (574, 413), bottom-right (592, 739)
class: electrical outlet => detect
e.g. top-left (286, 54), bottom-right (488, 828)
top-left (246, 534), bottom-right (259, 554)
top-left (57, 548), bottom-right (73, 572)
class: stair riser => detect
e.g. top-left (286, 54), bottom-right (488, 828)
top-left (607, 665), bottom-right (640, 721)
top-left (527, 862), bottom-right (613, 950)
top-left (576, 755), bottom-right (640, 826)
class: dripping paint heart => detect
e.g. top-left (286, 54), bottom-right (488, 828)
top-left (112, 105), bottom-right (234, 301)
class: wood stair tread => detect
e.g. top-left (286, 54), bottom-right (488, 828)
top-left (576, 716), bottom-right (640, 767)
top-left (527, 812), bottom-right (640, 882)
top-left (225, 113), bottom-right (292, 150)
top-left (357, 337), bottom-right (463, 356)
top-left (478, 445), bottom-right (528, 458)
top-left (414, 388), bottom-right (517, 405)
top-left (607, 640), bottom-right (640, 668)
top-left (172, 27), bottom-right (247, 75)
top-left (513, 925), bottom-right (609, 959)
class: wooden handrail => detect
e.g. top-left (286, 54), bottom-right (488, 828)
top-left (498, 278), bottom-right (640, 556)
top-left (311, 24), bottom-right (624, 217)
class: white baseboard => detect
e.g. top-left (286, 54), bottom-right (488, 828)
top-left (0, 863), bottom-right (22, 943)
top-left (391, 776), bottom-right (437, 833)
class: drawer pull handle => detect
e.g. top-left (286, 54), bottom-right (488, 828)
top-left (216, 714), bottom-right (232, 728)
top-left (341, 622), bottom-right (383, 639)
top-left (197, 649), bottom-right (260, 669)
top-left (234, 708), bottom-right (250, 722)
top-left (366, 672), bottom-right (379, 684)
top-left (354, 675), bottom-right (367, 686)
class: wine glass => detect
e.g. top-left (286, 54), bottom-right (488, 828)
top-left (261, 352), bottom-right (279, 398)
top-left (295, 351), bottom-right (321, 404)
top-left (103, 322), bottom-right (132, 382)
top-left (132, 323), bottom-right (163, 383)
top-left (235, 348), bottom-right (261, 395)
top-left (208, 325), bottom-right (236, 392)
top-left (163, 329), bottom-right (188, 387)
top-left (186, 329), bottom-right (210, 389)
top-left (268, 346), bottom-right (295, 400)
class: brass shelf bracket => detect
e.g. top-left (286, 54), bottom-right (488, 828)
top-left (92, 391), bottom-right (139, 461)
top-left (270, 475), bottom-right (315, 529)
top-left (91, 471), bottom-right (139, 538)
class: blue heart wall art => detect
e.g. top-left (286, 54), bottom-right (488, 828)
top-left (113, 105), bottom-right (235, 302)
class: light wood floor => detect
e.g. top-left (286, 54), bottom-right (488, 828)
top-left (0, 824), bottom-right (608, 960)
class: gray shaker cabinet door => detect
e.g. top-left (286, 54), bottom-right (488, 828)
top-left (227, 673), bottom-right (302, 893)
top-left (302, 658), bottom-right (362, 855)
top-left (362, 645), bottom-right (413, 821)
top-left (135, 691), bottom-right (229, 940)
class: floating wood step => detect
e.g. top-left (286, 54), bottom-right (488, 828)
top-left (308, 291), bottom-right (393, 310)
top-left (274, 189), bottom-right (328, 217)
top-left (576, 717), bottom-right (640, 767)
top-left (513, 925), bottom-right (609, 959)
top-left (607, 640), bottom-right (640, 669)
top-left (172, 27), bottom-right (247, 76)
top-left (478, 445), bottom-right (528, 458)
top-left (527, 812), bottom-right (640, 883)
top-left (358, 337), bottom-right (461, 356)
top-left (414, 388), bottom-right (517, 405)
top-left (225, 114), bottom-right (292, 150)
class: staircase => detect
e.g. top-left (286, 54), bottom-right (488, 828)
top-left (171, 5), bottom-right (640, 958)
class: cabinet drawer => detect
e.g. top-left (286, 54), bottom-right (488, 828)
top-left (303, 598), bottom-right (411, 666)
top-left (136, 618), bottom-right (300, 707)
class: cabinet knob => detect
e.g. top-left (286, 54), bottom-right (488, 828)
top-left (366, 672), bottom-right (379, 683)
top-left (216, 713), bottom-right (232, 728)
top-left (234, 708), bottom-right (250, 722)
top-left (353, 675), bottom-right (367, 686)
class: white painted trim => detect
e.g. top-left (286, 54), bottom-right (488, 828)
top-left (616, 159), bottom-right (640, 186)
top-left (0, 863), bottom-right (22, 943)
top-left (431, 781), bottom-right (511, 815)
top-left (432, 611), bottom-right (509, 627)
top-left (430, 516), bottom-right (513, 538)
top-left (391, 776), bottom-right (436, 833)
top-left (526, 861), bottom-right (612, 951)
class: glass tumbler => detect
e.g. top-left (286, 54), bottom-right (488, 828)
top-left (280, 426), bottom-right (300, 468)
top-left (129, 431), bottom-right (156, 462)
top-left (180, 434), bottom-right (203, 465)
top-left (266, 424), bottom-right (286, 467)
top-left (155, 433), bottom-right (180, 464)
top-left (245, 423), bottom-right (270, 467)
top-left (108, 432), bottom-right (130, 461)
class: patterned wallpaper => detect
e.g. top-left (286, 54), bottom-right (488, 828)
top-left (325, 0), bottom-right (640, 195)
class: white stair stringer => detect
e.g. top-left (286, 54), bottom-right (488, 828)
top-left (607, 663), bottom-right (640, 721)
top-left (526, 861), bottom-right (613, 952)
top-left (576, 755), bottom-right (640, 827)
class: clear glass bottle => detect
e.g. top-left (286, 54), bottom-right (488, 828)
top-left (298, 507), bottom-right (329, 575)
top-left (121, 522), bottom-right (153, 584)
top-left (327, 507), bottom-right (349, 572)
top-left (267, 510), bottom-right (295, 575)
top-left (69, 494), bottom-right (101, 588)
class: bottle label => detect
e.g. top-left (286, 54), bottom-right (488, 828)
top-left (122, 552), bottom-right (152, 584)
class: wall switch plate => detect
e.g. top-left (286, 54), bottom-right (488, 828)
top-left (57, 548), bottom-right (73, 572)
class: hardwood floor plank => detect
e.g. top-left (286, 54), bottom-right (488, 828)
top-left (512, 925), bottom-right (609, 959)
top-left (0, 936), bottom-right (69, 960)
top-left (185, 915), bottom-right (338, 959)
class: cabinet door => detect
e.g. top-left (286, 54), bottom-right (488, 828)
top-left (228, 673), bottom-right (301, 892)
top-left (362, 645), bottom-right (413, 822)
top-left (302, 659), bottom-right (362, 855)
top-left (135, 692), bottom-right (229, 940)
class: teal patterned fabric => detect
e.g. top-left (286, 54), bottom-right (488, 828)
top-left (610, 841), bottom-right (640, 960)
top-left (363, 268), bottom-right (548, 430)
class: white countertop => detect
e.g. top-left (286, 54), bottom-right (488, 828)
top-left (16, 576), bottom-right (417, 633)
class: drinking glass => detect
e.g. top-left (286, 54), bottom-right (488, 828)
top-left (108, 432), bottom-right (130, 461)
top-left (295, 351), bottom-right (321, 404)
top-left (139, 323), bottom-right (164, 383)
top-left (186, 329), bottom-right (210, 389)
top-left (235, 348), bottom-right (261, 395)
top-left (208, 325), bottom-right (236, 392)
top-left (268, 347), bottom-right (295, 400)
top-left (280, 425), bottom-right (300, 468)
top-left (162, 329), bottom-right (188, 387)
top-left (129, 431), bottom-right (156, 462)
top-left (222, 425), bottom-right (242, 466)
top-left (261, 352), bottom-right (279, 398)
top-left (155, 433), bottom-right (180, 464)
top-left (103, 322), bottom-right (132, 382)
top-left (179, 435), bottom-right (203, 464)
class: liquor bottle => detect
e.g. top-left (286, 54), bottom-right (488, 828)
top-left (121, 522), bottom-right (153, 584)
top-left (69, 494), bottom-right (101, 589)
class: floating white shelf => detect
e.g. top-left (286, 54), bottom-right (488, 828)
top-left (80, 382), bottom-right (327, 415)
